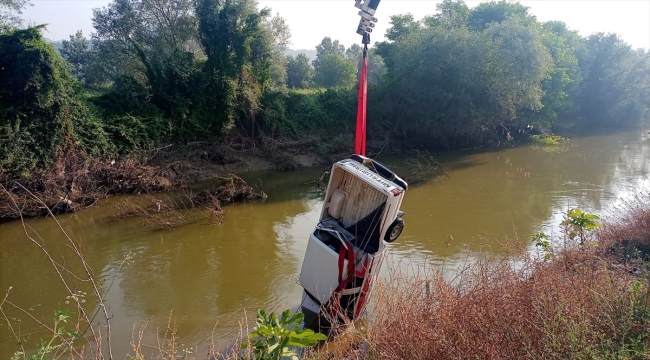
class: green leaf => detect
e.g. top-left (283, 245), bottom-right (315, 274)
top-left (266, 342), bottom-right (279, 354)
top-left (281, 347), bottom-right (298, 358)
top-left (255, 326), bottom-right (272, 337)
top-left (286, 311), bottom-right (304, 326)
top-left (243, 308), bottom-right (327, 358)
top-left (280, 309), bottom-right (291, 325)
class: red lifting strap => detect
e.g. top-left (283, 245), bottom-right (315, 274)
top-left (329, 240), bottom-right (356, 320)
top-left (355, 45), bottom-right (369, 156)
top-left (336, 240), bottom-right (356, 290)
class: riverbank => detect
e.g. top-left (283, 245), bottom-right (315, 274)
top-left (2, 122), bottom-right (568, 221)
top-left (0, 134), bottom-right (332, 220)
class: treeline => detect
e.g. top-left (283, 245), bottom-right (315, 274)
top-left (1, 0), bottom-right (649, 178)
top-left (368, 1), bottom-right (650, 147)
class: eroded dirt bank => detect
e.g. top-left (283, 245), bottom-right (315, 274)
top-left (0, 138), bottom-right (332, 220)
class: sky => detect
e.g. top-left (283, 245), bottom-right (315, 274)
top-left (20, 0), bottom-right (650, 50)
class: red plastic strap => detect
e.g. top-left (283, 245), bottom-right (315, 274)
top-left (355, 277), bottom-right (372, 318)
top-left (336, 241), bottom-right (355, 291)
top-left (355, 55), bottom-right (368, 156)
top-left (330, 240), bottom-right (356, 320)
top-left (337, 242), bottom-right (346, 285)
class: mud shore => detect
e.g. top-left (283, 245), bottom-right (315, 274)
top-left (0, 139), bottom-right (336, 220)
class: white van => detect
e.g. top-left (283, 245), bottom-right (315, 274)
top-left (299, 154), bottom-right (408, 329)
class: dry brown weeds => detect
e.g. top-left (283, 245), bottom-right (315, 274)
top-left (600, 193), bottom-right (650, 263)
top-left (349, 196), bottom-right (650, 360)
top-left (404, 150), bottom-right (451, 185)
top-left (361, 253), bottom-right (645, 359)
top-left (113, 175), bottom-right (262, 229)
top-left (114, 195), bottom-right (191, 230)
top-left (0, 148), bottom-right (172, 219)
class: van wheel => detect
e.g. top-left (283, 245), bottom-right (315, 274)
top-left (385, 218), bottom-right (404, 243)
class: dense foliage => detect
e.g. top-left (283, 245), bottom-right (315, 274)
top-left (286, 53), bottom-right (314, 89)
top-left (1, 0), bottom-right (649, 176)
top-left (370, 0), bottom-right (649, 147)
top-left (0, 27), bottom-right (109, 174)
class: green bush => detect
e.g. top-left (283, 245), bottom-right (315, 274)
top-left (242, 309), bottom-right (326, 360)
top-left (93, 75), bottom-right (171, 153)
top-left (0, 27), bottom-right (110, 175)
top-left (530, 133), bottom-right (570, 147)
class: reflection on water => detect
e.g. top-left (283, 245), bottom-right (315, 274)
top-left (1, 130), bottom-right (648, 358)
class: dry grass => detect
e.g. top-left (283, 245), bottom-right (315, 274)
top-left (113, 175), bottom-right (262, 230)
top-left (600, 193), bottom-right (650, 263)
top-left (0, 148), bottom-right (173, 219)
top-left (361, 252), bottom-right (648, 359)
top-left (314, 194), bottom-right (650, 360)
top-left (113, 195), bottom-right (191, 230)
top-left (402, 150), bottom-right (451, 185)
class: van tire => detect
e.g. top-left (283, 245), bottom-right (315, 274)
top-left (385, 218), bottom-right (405, 243)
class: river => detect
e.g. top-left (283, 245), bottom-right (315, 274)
top-left (1, 130), bottom-right (648, 358)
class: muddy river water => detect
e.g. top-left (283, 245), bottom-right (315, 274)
top-left (1, 130), bottom-right (648, 358)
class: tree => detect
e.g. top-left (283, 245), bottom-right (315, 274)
top-left (313, 37), bottom-right (345, 70)
top-left (468, 0), bottom-right (533, 31)
top-left (313, 52), bottom-right (356, 88)
top-left (92, 0), bottom-right (200, 123)
top-left (385, 14), bottom-right (420, 41)
top-left (574, 33), bottom-right (649, 127)
top-left (0, 0), bottom-right (29, 33)
top-left (60, 30), bottom-right (90, 83)
top-left (0, 27), bottom-right (108, 173)
top-left (423, 0), bottom-right (469, 29)
top-left (519, 21), bottom-right (582, 128)
top-left (375, 14), bottom-right (421, 73)
top-left (367, 2), bottom-right (564, 147)
top-left (366, 48), bottom-right (386, 85)
top-left (88, 0), bottom-right (282, 138)
top-left (270, 54), bottom-right (287, 88)
top-left (197, 0), bottom-right (277, 134)
top-left (92, 0), bottom-right (200, 78)
top-left (312, 37), bottom-right (356, 88)
top-left (345, 43), bottom-right (363, 78)
top-left (480, 19), bottom-right (554, 121)
top-left (373, 23), bottom-right (487, 146)
top-left (265, 13), bottom-right (291, 88)
top-left (344, 44), bottom-right (385, 84)
top-left (286, 53), bottom-right (313, 88)
top-left (346, 43), bottom-right (362, 62)
top-left (266, 13), bottom-right (291, 52)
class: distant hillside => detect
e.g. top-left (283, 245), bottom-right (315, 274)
top-left (284, 49), bottom-right (316, 62)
